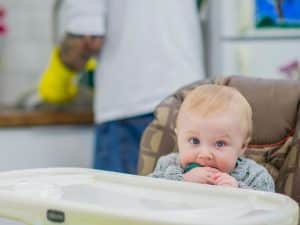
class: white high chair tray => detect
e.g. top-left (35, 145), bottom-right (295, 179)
top-left (0, 168), bottom-right (297, 225)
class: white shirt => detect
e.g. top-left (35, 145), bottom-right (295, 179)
top-left (64, 0), bottom-right (205, 123)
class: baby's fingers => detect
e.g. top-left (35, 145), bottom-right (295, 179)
top-left (205, 177), bottom-right (217, 185)
top-left (204, 167), bottom-right (220, 173)
top-left (215, 177), bottom-right (238, 187)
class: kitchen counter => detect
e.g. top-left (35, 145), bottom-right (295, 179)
top-left (0, 107), bottom-right (93, 127)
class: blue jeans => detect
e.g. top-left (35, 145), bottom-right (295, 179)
top-left (93, 113), bottom-right (154, 174)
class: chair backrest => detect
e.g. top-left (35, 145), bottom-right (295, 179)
top-left (138, 75), bottom-right (300, 204)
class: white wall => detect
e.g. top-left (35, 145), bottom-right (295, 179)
top-left (0, 125), bottom-right (93, 225)
top-left (0, 126), bottom-right (93, 171)
top-left (0, 0), bottom-right (54, 104)
top-left (207, 0), bottom-right (300, 78)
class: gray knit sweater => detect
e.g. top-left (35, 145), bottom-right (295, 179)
top-left (148, 153), bottom-right (275, 192)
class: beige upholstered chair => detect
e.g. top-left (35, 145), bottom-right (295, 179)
top-left (138, 75), bottom-right (300, 205)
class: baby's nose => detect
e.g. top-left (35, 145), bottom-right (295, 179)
top-left (197, 149), bottom-right (213, 160)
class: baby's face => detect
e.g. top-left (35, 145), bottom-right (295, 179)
top-left (176, 110), bottom-right (247, 173)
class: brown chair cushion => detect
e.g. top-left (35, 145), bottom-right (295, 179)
top-left (138, 75), bottom-right (300, 204)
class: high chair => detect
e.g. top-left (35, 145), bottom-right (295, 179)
top-left (138, 75), bottom-right (300, 205)
top-left (0, 167), bottom-right (297, 225)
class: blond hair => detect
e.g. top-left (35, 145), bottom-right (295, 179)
top-left (177, 84), bottom-right (253, 143)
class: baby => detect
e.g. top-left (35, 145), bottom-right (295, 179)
top-left (148, 84), bottom-right (275, 192)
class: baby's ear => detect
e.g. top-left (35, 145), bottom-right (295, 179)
top-left (174, 127), bottom-right (178, 135)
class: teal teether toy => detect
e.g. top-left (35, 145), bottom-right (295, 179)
top-left (183, 162), bottom-right (202, 173)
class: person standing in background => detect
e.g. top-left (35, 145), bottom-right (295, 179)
top-left (39, 0), bottom-right (205, 174)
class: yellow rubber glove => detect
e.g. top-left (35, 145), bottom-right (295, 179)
top-left (85, 57), bottom-right (97, 71)
top-left (38, 47), bottom-right (78, 104)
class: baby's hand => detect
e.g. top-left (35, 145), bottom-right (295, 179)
top-left (183, 167), bottom-right (219, 184)
top-left (212, 172), bottom-right (238, 188)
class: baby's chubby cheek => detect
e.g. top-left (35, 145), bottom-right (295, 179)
top-left (179, 155), bottom-right (192, 168)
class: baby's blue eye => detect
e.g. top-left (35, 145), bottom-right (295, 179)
top-left (189, 137), bottom-right (200, 145)
top-left (215, 140), bottom-right (226, 148)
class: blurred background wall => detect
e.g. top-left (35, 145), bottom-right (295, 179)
top-left (208, 0), bottom-right (300, 79)
top-left (0, 0), bottom-right (53, 105)
top-left (0, 0), bottom-right (93, 178)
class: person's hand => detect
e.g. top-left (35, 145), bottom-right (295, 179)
top-left (183, 167), bottom-right (219, 185)
top-left (212, 172), bottom-right (238, 188)
top-left (38, 33), bottom-right (103, 104)
top-left (60, 33), bottom-right (104, 71)
top-left (38, 47), bottom-right (79, 103)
